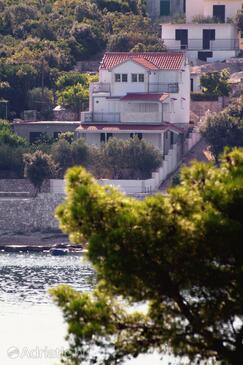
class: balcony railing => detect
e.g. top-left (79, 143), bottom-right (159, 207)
top-left (91, 83), bottom-right (111, 93)
top-left (164, 38), bottom-right (239, 51)
top-left (149, 83), bottom-right (179, 93)
top-left (81, 112), bottom-right (120, 123)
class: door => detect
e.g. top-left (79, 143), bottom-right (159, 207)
top-left (160, 0), bottom-right (170, 16)
top-left (213, 5), bottom-right (225, 23)
top-left (203, 29), bottom-right (215, 50)
top-left (175, 29), bottom-right (188, 50)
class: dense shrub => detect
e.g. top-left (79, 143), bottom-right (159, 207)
top-left (201, 97), bottom-right (243, 159)
top-left (191, 93), bottom-right (219, 101)
top-left (24, 150), bottom-right (58, 195)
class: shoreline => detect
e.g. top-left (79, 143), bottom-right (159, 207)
top-left (0, 231), bottom-right (71, 250)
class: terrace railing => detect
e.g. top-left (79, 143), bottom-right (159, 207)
top-left (148, 83), bottom-right (179, 93)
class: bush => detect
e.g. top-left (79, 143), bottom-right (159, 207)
top-left (201, 97), bottom-right (243, 159)
top-left (24, 150), bottom-right (58, 195)
top-left (0, 144), bottom-right (25, 177)
top-left (51, 139), bottom-right (73, 174)
top-left (95, 137), bottom-right (162, 179)
top-left (51, 137), bottom-right (89, 176)
top-left (71, 138), bottom-right (89, 166)
top-left (200, 69), bottom-right (231, 97)
top-left (27, 87), bottom-right (54, 120)
top-left (191, 92), bottom-right (218, 101)
top-left (0, 119), bottom-right (27, 146)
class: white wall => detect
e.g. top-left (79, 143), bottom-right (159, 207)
top-left (204, 0), bottom-right (243, 20)
top-left (186, 0), bottom-right (205, 21)
top-left (161, 23), bottom-right (239, 63)
top-left (110, 60), bottom-right (149, 96)
top-left (186, 0), bottom-right (243, 22)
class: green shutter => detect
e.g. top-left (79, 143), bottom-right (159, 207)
top-left (160, 1), bottom-right (170, 16)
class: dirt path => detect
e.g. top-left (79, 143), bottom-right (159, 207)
top-left (160, 138), bottom-right (213, 192)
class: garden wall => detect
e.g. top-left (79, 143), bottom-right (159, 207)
top-left (0, 179), bottom-right (50, 193)
top-left (0, 193), bottom-right (64, 233)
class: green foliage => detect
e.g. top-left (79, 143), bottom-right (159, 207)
top-left (27, 87), bottom-right (54, 120)
top-left (201, 97), bottom-right (243, 158)
top-left (0, 119), bottom-right (27, 146)
top-left (57, 83), bottom-right (89, 118)
top-left (24, 150), bottom-right (58, 194)
top-left (51, 137), bottom-right (89, 176)
top-left (192, 15), bottom-right (220, 23)
top-left (0, 0), bottom-right (152, 117)
top-left (0, 144), bottom-right (26, 177)
top-left (191, 92), bottom-right (218, 101)
top-left (96, 137), bottom-right (162, 179)
top-left (200, 69), bottom-right (231, 97)
top-left (235, 10), bottom-right (243, 32)
top-left (53, 148), bottom-right (243, 365)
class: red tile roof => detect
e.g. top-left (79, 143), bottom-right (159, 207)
top-left (77, 123), bottom-right (183, 133)
top-left (100, 52), bottom-right (185, 71)
top-left (121, 93), bottom-right (169, 102)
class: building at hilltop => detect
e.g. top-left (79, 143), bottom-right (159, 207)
top-left (161, 0), bottom-right (242, 64)
top-left (146, 0), bottom-right (185, 19)
top-left (78, 52), bottom-right (190, 157)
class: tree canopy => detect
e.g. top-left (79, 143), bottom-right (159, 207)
top-left (201, 97), bottom-right (243, 159)
top-left (200, 69), bottom-right (231, 97)
top-left (52, 148), bottom-right (243, 365)
top-left (0, 0), bottom-right (164, 117)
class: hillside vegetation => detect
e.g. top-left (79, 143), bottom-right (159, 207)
top-left (0, 0), bottom-right (164, 117)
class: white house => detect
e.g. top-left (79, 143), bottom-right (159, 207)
top-left (186, 0), bottom-right (243, 22)
top-left (79, 52), bottom-right (190, 156)
top-left (162, 0), bottom-right (242, 63)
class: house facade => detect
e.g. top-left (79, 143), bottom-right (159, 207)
top-left (146, 0), bottom-right (185, 19)
top-left (79, 52), bottom-right (190, 156)
top-left (161, 0), bottom-right (242, 64)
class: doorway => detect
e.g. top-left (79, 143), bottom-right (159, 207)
top-left (203, 29), bottom-right (215, 50)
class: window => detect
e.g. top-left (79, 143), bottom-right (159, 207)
top-left (160, 0), bottom-right (170, 16)
top-left (130, 133), bottom-right (143, 140)
top-left (100, 133), bottom-right (106, 143)
top-left (29, 132), bottom-right (42, 144)
top-left (213, 5), bottom-right (225, 23)
top-left (170, 132), bottom-right (174, 146)
top-left (131, 74), bottom-right (138, 82)
top-left (175, 29), bottom-right (188, 50)
top-left (190, 78), bottom-right (194, 92)
top-left (100, 133), bottom-right (113, 143)
top-left (139, 74), bottom-right (144, 82)
top-left (115, 74), bottom-right (121, 82)
top-left (122, 74), bottom-right (128, 82)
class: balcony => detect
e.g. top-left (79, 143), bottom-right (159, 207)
top-left (164, 38), bottom-right (239, 51)
top-left (148, 83), bottom-right (179, 93)
top-left (81, 112), bottom-right (120, 123)
top-left (91, 83), bottom-right (110, 93)
top-left (81, 111), bottom-right (164, 124)
top-left (121, 112), bottom-right (162, 124)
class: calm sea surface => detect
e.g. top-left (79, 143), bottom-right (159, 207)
top-left (0, 252), bottom-right (186, 365)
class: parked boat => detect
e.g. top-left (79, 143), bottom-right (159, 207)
top-left (50, 248), bottom-right (69, 256)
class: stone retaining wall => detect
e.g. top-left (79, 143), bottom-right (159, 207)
top-left (0, 179), bottom-right (50, 193)
top-left (0, 193), bottom-right (64, 233)
top-left (191, 97), bottom-right (230, 119)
